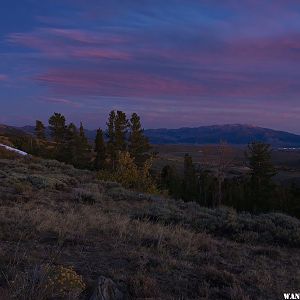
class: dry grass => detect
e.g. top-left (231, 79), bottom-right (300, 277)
top-left (0, 146), bottom-right (21, 159)
top-left (0, 156), bottom-right (299, 299)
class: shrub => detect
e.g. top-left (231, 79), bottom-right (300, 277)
top-left (106, 186), bottom-right (142, 201)
top-left (189, 206), bottom-right (300, 247)
top-left (128, 272), bottom-right (159, 298)
top-left (130, 200), bottom-right (300, 247)
top-left (98, 152), bottom-right (158, 194)
top-left (13, 181), bottom-right (32, 195)
top-left (27, 175), bottom-right (67, 190)
top-left (72, 188), bottom-right (100, 204)
top-left (0, 146), bottom-right (21, 159)
top-left (45, 265), bottom-right (86, 297)
top-left (6, 264), bottom-right (85, 300)
top-left (27, 163), bottom-right (46, 172)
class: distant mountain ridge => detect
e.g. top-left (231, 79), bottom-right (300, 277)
top-left (144, 124), bottom-right (300, 146)
top-left (0, 124), bottom-right (29, 137)
top-left (3, 124), bottom-right (300, 147)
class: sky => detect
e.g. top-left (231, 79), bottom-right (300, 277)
top-left (0, 0), bottom-right (300, 133)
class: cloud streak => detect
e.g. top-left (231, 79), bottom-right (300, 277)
top-left (8, 22), bottom-right (300, 100)
top-left (0, 74), bottom-right (8, 81)
top-left (40, 96), bottom-right (82, 108)
top-left (1, 0), bottom-right (300, 132)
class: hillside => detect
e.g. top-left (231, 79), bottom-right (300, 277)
top-left (17, 124), bottom-right (300, 146)
top-left (0, 152), bottom-right (299, 299)
top-left (0, 124), bottom-right (29, 139)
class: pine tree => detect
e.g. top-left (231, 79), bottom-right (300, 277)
top-left (94, 128), bottom-right (106, 170)
top-left (35, 120), bottom-right (46, 140)
top-left (245, 141), bottom-right (277, 211)
top-left (114, 110), bottom-right (128, 152)
top-left (161, 165), bottom-right (182, 198)
top-left (64, 123), bottom-right (79, 165)
top-left (106, 110), bottom-right (116, 169)
top-left (128, 113), bottom-right (151, 166)
top-left (77, 122), bottom-right (91, 169)
top-left (198, 170), bottom-right (216, 207)
top-left (182, 154), bottom-right (198, 201)
top-left (106, 110), bottom-right (128, 169)
top-left (48, 113), bottom-right (66, 143)
top-left (216, 141), bottom-right (233, 207)
top-left (79, 122), bottom-right (85, 138)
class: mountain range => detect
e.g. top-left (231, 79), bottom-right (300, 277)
top-left (1, 124), bottom-right (300, 147)
top-left (144, 124), bottom-right (300, 146)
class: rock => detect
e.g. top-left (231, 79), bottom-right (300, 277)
top-left (89, 276), bottom-right (124, 300)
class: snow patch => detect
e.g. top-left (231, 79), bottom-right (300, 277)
top-left (0, 143), bottom-right (28, 156)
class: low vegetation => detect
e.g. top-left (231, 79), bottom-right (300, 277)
top-left (0, 152), bottom-right (299, 299)
top-left (6, 111), bottom-right (299, 219)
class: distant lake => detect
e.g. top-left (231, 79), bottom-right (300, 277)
top-left (278, 147), bottom-right (300, 151)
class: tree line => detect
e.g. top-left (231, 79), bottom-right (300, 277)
top-left (33, 111), bottom-right (151, 171)
top-left (29, 111), bottom-right (158, 193)
top-left (12, 112), bottom-right (300, 217)
top-left (160, 142), bottom-right (300, 217)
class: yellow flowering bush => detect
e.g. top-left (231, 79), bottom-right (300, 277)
top-left (45, 265), bottom-right (86, 297)
top-left (98, 151), bottom-right (158, 194)
top-left (6, 264), bottom-right (86, 299)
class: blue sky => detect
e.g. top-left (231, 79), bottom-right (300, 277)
top-left (1, 0), bottom-right (300, 132)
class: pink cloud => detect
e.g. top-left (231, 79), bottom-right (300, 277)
top-left (40, 96), bottom-right (82, 108)
top-left (228, 34), bottom-right (300, 63)
top-left (0, 74), bottom-right (8, 81)
top-left (19, 28), bottom-right (299, 100)
top-left (47, 28), bottom-right (129, 44)
top-left (8, 24), bottom-right (300, 69)
top-left (139, 32), bottom-right (300, 70)
top-left (35, 63), bottom-right (299, 99)
top-left (69, 48), bottom-right (131, 60)
top-left (36, 68), bottom-right (209, 97)
top-left (7, 24), bottom-right (300, 102)
top-left (8, 28), bottom-right (131, 61)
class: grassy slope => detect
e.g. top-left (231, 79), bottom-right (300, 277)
top-left (0, 154), bottom-right (299, 299)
